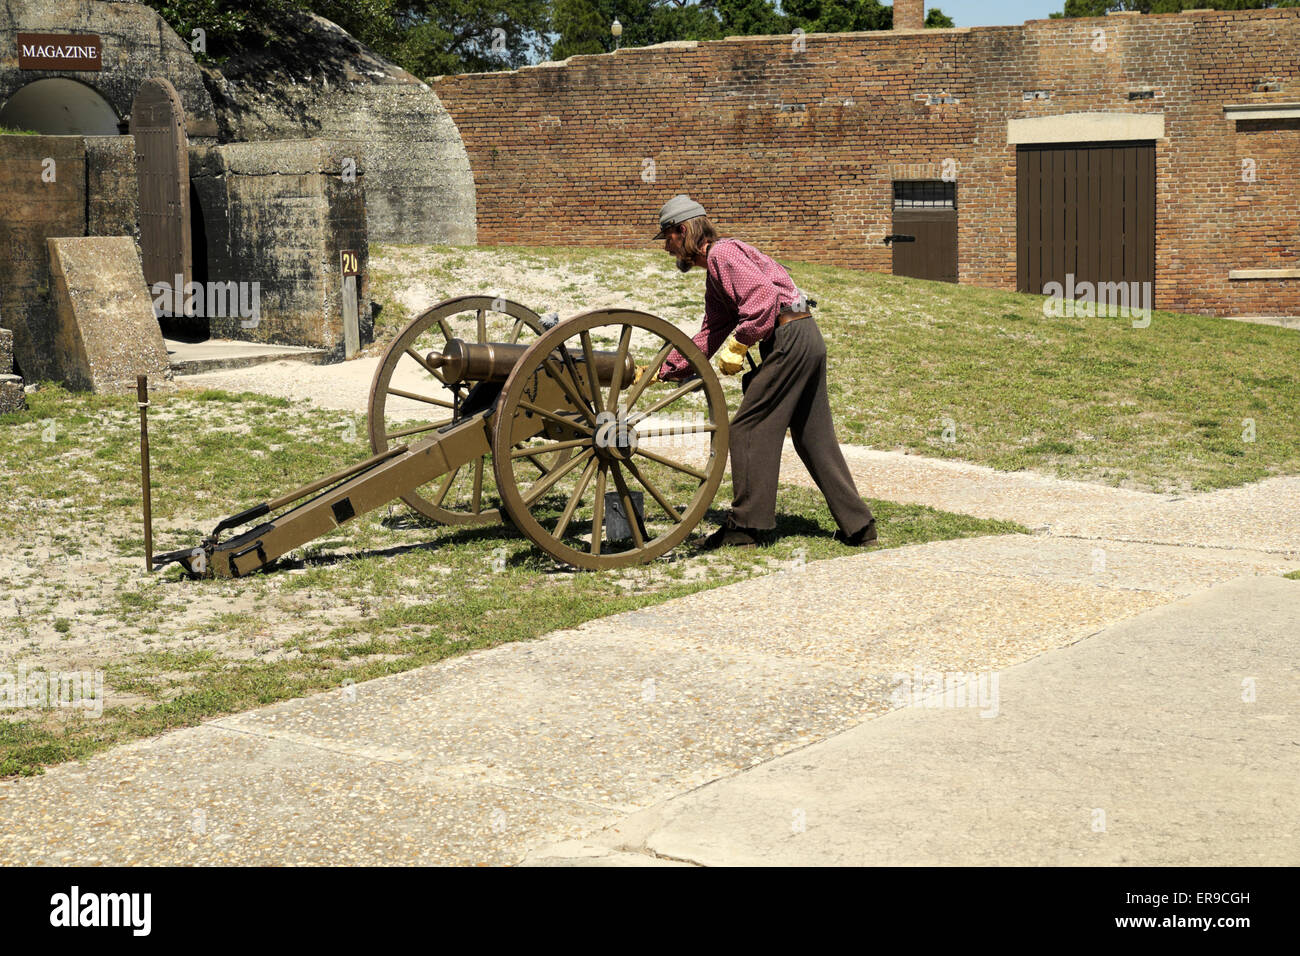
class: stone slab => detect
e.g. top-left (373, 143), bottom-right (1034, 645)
top-left (166, 338), bottom-right (330, 375)
top-left (46, 236), bottom-right (170, 393)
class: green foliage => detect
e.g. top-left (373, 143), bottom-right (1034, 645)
top-left (553, 0), bottom-right (614, 58)
top-left (141, 0), bottom-right (296, 59)
top-left (717, 0), bottom-right (789, 34)
top-left (142, 0), bottom-right (956, 75)
top-left (317, 0), bottom-right (554, 76)
top-left (782, 0), bottom-right (891, 32)
top-left (925, 7), bottom-right (955, 27)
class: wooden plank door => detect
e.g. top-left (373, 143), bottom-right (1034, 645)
top-left (131, 77), bottom-right (191, 316)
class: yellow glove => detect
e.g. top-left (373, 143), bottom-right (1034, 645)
top-left (716, 336), bottom-right (749, 375)
top-left (633, 364), bottom-right (659, 387)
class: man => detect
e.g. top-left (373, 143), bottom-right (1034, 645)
top-left (646, 194), bottom-right (878, 550)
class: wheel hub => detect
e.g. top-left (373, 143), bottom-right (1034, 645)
top-left (593, 415), bottom-right (639, 462)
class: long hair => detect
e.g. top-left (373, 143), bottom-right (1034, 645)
top-left (679, 216), bottom-right (720, 262)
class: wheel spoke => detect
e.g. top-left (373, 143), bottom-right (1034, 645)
top-left (433, 466), bottom-right (461, 506)
top-left (634, 446), bottom-right (709, 481)
top-left (510, 437), bottom-right (589, 459)
top-left (437, 316), bottom-right (454, 341)
top-left (405, 347), bottom-right (447, 385)
top-left (622, 457), bottom-right (684, 526)
top-left (386, 387), bottom-right (454, 409)
top-left (609, 463), bottom-right (646, 549)
top-left (509, 316), bottom-right (525, 344)
top-left (521, 448), bottom-right (595, 507)
top-left (621, 340), bottom-right (675, 411)
top-left (633, 421), bottom-right (717, 438)
top-left (629, 377), bottom-right (704, 422)
top-left (579, 330), bottom-right (605, 415)
top-left (554, 454), bottom-right (599, 542)
top-left (472, 457), bottom-right (484, 514)
top-left (523, 453), bottom-right (551, 474)
top-left (476, 307), bottom-right (486, 343)
top-left (556, 343), bottom-right (597, 417)
top-left (542, 359), bottom-right (598, 426)
top-left (516, 400), bottom-right (594, 435)
top-left (606, 324), bottom-right (633, 412)
top-left (590, 463), bottom-right (608, 554)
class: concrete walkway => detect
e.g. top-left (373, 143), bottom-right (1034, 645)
top-left (535, 576), bottom-right (1297, 866)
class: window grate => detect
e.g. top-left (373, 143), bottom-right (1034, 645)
top-left (893, 180), bottom-right (957, 209)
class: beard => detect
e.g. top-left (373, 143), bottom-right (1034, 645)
top-left (675, 256), bottom-right (693, 273)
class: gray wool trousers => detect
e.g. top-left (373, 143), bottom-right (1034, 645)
top-left (727, 316), bottom-right (875, 535)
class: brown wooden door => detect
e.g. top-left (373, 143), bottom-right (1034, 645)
top-left (892, 181), bottom-right (958, 283)
top-left (1017, 142), bottom-right (1155, 296)
top-left (130, 77), bottom-right (190, 316)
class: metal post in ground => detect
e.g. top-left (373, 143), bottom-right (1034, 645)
top-left (137, 375), bottom-right (153, 572)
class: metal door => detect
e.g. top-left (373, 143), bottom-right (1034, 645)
top-left (891, 181), bottom-right (958, 283)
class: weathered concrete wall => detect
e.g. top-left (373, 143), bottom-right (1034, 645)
top-left (86, 134), bottom-right (139, 237)
top-left (0, 134), bottom-right (137, 380)
top-left (0, 0), bottom-right (217, 139)
top-left (202, 12), bottom-right (474, 245)
top-left (0, 135), bottom-right (87, 381)
top-left (432, 7), bottom-right (1300, 319)
top-left (189, 139), bottom-right (371, 356)
top-left (0, 327), bottom-right (27, 414)
top-left (47, 236), bottom-right (170, 393)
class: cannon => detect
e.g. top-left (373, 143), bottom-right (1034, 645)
top-left (153, 296), bottom-right (729, 575)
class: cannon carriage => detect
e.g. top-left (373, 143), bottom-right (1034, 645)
top-left (154, 297), bottom-right (730, 575)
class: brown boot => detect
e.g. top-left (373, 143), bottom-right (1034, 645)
top-left (701, 516), bottom-right (763, 550)
top-left (834, 519), bottom-right (879, 548)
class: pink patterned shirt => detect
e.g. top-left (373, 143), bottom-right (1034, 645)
top-left (658, 238), bottom-right (801, 381)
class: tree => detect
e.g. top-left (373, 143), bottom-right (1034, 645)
top-left (925, 7), bottom-right (955, 27)
top-left (782, 0), bottom-right (952, 33)
top-left (142, 0), bottom-right (552, 73)
top-left (553, 0), bottom-right (611, 57)
top-left (716, 0), bottom-right (789, 35)
top-left (316, 1), bottom-right (553, 74)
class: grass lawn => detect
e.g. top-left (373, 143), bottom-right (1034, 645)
top-left (370, 244), bottom-right (1300, 493)
top-left (0, 386), bottom-right (1023, 776)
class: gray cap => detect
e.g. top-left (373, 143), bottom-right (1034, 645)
top-left (654, 194), bottom-right (707, 239)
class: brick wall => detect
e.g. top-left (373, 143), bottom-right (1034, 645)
top-left (432, 8), bottom-right (1300, 318)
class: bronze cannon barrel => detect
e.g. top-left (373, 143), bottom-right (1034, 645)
top-left (427, 338), bottom-right (638, 386)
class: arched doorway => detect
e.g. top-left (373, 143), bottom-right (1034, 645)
top-left (0, 77), bottom-right (122, 134)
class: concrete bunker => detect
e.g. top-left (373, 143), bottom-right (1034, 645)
top-left (1, 0), bottom-right (478, 390)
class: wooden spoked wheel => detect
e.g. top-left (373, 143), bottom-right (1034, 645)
top-left (367, 295), bottom-right (551, 525)
top-left (492, 310), bottom-right (729, 570)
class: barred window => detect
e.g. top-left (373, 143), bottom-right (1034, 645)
top-left (893, 180), bottom-right (957, 209)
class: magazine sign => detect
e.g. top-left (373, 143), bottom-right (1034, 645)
top-left (17, 33), bottom-right (102, 71)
